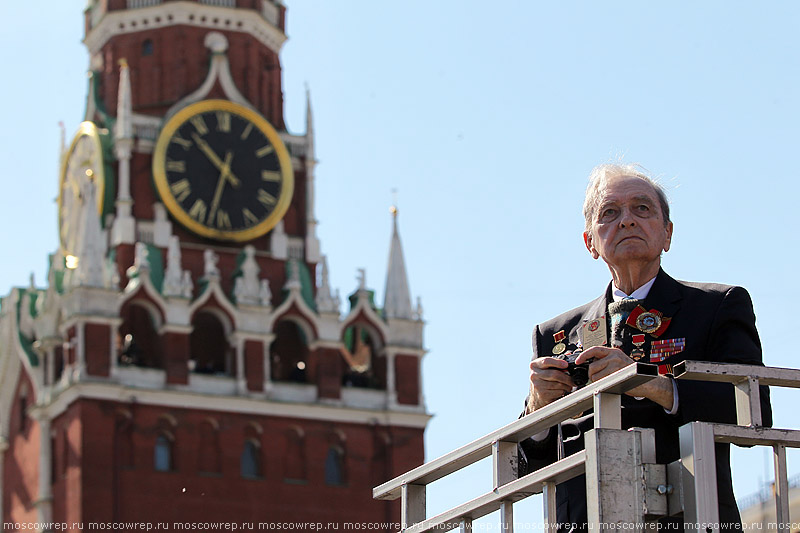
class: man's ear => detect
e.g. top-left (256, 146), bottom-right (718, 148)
top-left (583, 231), bottom-right (599, 259)
top-left (663, 222), bottom-right (674, 253)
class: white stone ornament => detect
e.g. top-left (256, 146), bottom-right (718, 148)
top-left (235, 245), bottom-right (261, 306)
top-left (203, 249), bottom-right (220, 281)
top-left (75, 176), bottom-right (107, 288)
top-left (259, 279), bottom-right (272, 307)
top-left (284, 260), bottom-right (302, 291)
top-left (315, 255), bottom-right (338, 314)
top-left (163, 236), bottom-right (184, 297)
top-left (181, 271), bottom-right (194, 299)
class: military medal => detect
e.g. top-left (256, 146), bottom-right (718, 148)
top-left (581, 315), bottom-right (607, 349)
top-left (631, 334), bottom-right (646, 361)
top-left (552, 330), bottom-right (566, 355)
top-left (651, 337), bottom-right (686, 362)
top-left (626, 305), bottom-right (672, 337)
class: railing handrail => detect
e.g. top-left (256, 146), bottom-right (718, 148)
top-left (674, 360), bottom-right (800, 388)
top-left (373, 361), bottom-right (658, 501)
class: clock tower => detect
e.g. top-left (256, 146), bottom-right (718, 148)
top-left (0, 1), bottom-right (428, 529)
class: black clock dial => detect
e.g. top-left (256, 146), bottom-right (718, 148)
top-left (153, 100), bottom-right (294, 242)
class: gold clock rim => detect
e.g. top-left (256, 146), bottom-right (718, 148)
top-left (152, 99), bottom-right (295, 242)
top-left (57, 121), bottom-right (107, 256)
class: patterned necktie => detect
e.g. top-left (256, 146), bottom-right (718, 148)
top-left (607, 298), bottom-right (642, 354)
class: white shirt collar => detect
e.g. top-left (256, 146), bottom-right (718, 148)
top-left (612, 275), bottom-right (657, 302)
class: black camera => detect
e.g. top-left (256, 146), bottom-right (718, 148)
top-left (554, 350), bottom-right (593, 388)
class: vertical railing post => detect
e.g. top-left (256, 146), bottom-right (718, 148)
top-left (543, 481), bottom-right (558, 531)
top-left (593, 392), bottom-right (621, 429)
top-left (773, 444), bottom-right (789, 533)
top-left (734, 376), bottom-right (762, 427)
top-left (585, 428), bottom-right (645, 530)
top-left (492, 440), bottom-right (518, 490)
top-left (401, 483), bottom-right (426, 530)
top-left (679, 422), bottom-right (719, 532)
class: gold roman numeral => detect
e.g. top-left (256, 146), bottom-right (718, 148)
top-left (169, 179), bottom-right (192, 202)
top-left (188, 199), bottom-right (207, 222)
top-left (261, 170), bottom-right (281, 182)
top-left (216, 210), bottom-right (232, 229)
top-left (166, 160), bottom-right (186, 173)
top-left (216, 112), bottom-right (231, 133)
top-left (171, 135), bottom-right (192, 150)
top-left (257, 189), bottom-right (277, 208)
top-left (255, 145), bottom-right (275, 158)
top-left (240, 122), bottom-right (254, 140)
top-left (190, 115), bottom-right (209, 135)
top-left (242, 208), bottom-right (259, 226)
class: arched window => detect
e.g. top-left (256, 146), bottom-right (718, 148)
top-left (189, 310), bottom-right (230, 375)
top-left (284, 427), bottom-right (306, 482)
top-left (119, 302), bottom-right (162, 369)
top-left (197, 420), bottom-right (220, 474)
top-left (142, 39), bottom-right (154, 56)
top-left (154, 434), bottom-right (172, 472)
top-left (240, 439), bottom-right (262, 479)
top-left (324, 446), bottom-right (345, 486)
top-left (340, 323), bottom-right (385, 389)
top-left (114, 412), bottom-right (134, 469)
top-left (270, 320), bottom-right (309, 383)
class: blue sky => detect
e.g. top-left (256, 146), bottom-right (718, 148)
top-left (2, 1), bottom-right (799, 529)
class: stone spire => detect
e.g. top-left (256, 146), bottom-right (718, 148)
top-left (114, 59), bottom-right (133, 141)
top-left (383, 205), bottom-right (413, 320)
top-left (111, 58), bottom-right (136, 245)
top-left (304, 86), bottom-right (321, 263)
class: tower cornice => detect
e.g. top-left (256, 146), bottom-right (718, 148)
top-left (84, 2), bottom-right (287, 57)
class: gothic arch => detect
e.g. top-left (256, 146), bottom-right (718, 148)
top-left (118, 299), bottom-right (164, 369)
top-left (197, 418), bottom-right (221, 474)
top-left (340, 320), bottom-right (386, 390)
top-left (270, 317), bottom-right (311, 383)
top-left (189, 307), bottom-right (233, 376)
top-left (283, 426), bottom-right (306, 482)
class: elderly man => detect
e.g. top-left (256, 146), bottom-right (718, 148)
top-left (519, 163), bottom-right (771, 530)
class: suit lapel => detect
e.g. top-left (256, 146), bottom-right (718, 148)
top-left (642, 268), bottom-right (682, 323)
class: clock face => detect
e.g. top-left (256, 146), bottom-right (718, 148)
top-left (152, 100), bottom-right (294, 242)
top-left (58, 121), bottom-right (107, 258)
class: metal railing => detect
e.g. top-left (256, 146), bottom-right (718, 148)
top-left (374, 361), bottom-right (800, 533)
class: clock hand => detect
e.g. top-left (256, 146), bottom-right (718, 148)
top-left (190, 133), bottom-right (242, 187)
top-left (207, 151), bottom-right (235, 226)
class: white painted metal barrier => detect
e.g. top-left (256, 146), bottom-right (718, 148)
top-left (374, 361), bottom-right (800, 533)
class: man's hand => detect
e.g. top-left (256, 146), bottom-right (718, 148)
top-left (575, 346), bottom-right (674, 410)
top-left (528, 356), bottom-right (575, 413)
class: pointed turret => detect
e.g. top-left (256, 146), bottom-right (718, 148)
top-left (114, 59), bottom-right (133, 141)
top-left (305, 85), bottom-right (314, 160)
top-left (383, 205), bottom-right (413, 320)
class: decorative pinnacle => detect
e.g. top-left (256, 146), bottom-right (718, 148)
top-left (390, 188), bottom-right (398, 220)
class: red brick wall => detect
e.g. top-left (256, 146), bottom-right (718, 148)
top-left (3, 374), bottom-right (39, 527)
top-left (395, 355), bottom-right (420, 405)
top-left (85, 323), bottom-right (111, 377)
top-left (244, 340), bottom-right (263, 392)
top-left (62, 399), bottom-right (423, 526)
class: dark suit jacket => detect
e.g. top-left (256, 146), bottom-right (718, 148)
top-left (519, 269), bottom-right (772, 528)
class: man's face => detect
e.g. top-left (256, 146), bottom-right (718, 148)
top-left (583, 175), bottom-right (673, 270)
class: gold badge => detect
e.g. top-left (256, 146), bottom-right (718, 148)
top-left (635, 312), bottom-right (662, 334)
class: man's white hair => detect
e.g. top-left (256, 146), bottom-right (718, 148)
top-left (582, 163), bottom-right (671, 231)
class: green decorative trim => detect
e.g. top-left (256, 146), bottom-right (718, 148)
top-left (146, 243), bottom-right (164, 293)
top-left (15, 289), bottom-right (39, 367)
top-left (97, 128), bottom-right (117, 225)
top-left (280, 260), bottom-right (315, 311)
top-left (229, 248), bottom-right (248, 304)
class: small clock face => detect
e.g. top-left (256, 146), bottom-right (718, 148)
top-left (152, 100), bottom-right (294, 242)
top-left (58, 122), bottom-right (106, 257)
